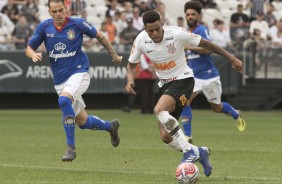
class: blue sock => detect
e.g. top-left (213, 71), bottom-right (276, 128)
top-left (58, 96), bottom-right (76, 146)
top-left (221, 102), bottom-right (239, 119)
top-left (181, 105), bottom-right (192, 137)
top-left (79, 115), bottom-right (111, 131)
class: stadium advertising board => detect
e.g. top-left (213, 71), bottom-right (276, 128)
top-left (0, 51), bottom-right (128, 93)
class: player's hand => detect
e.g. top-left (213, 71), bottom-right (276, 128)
top-left (112, 55), bottom-right (122, 65)
top-left (230, 57), bottom-right (243, 73)
top-left (125, 82), bottom-right (136, 95)
top-left (31, 53), bottom-right (42, 63)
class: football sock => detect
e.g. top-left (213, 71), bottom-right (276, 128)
top-left (58, 96), bottom-right (76, 146)
top-left (181, 105), bottom-right (192, 138)
top-left (167, 138), bottom-right (182, 151)
top-left (157, 111), bottom-right (192, 153)
top-left (79, 115), bottom-right (111, 131)
top-left (221, 102), bottom-right (239, 119)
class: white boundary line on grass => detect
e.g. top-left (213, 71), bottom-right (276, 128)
top-left (1, 163), bottom-right (282, 183)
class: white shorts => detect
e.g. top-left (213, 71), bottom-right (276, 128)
top-left (55, 72), bottom-right (90, 116)
top-left (194, 76), bottom-right (222, 104)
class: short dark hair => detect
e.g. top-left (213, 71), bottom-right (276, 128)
top-left (142, 10), bottom-right (160, 25)
top-left (48, 0), bottom-right (65, 8)
top-left (184, 1), bottom-right (203, 14)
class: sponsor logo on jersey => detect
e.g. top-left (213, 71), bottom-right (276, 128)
top-left (83, 21), bottom-right (92, 30)
top-left (145, 40), bottom-right (152, 44)
top-left (46, 33), bottom-right (54, 37)
top-left (67, 29), bottom-right (75, 40)
top-left (165, 36), bottom-right (173, 41)
top-left (153, 60), bottom-right (176, 71)
top-left (49, 42), bottom-right (77, 61)
top-left (166, 43), bottom-right (176, 54)
top-left (54, 42), bottom-right (66, 51)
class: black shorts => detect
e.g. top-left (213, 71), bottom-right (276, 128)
top-left (157, 77), bottom-right (194, 120)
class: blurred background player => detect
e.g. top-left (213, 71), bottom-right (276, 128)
top-left (181, 1), bottom-right (246, 144)
top-left (25, 0), bottom-right (122, 162)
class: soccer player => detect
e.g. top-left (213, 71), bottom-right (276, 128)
top-left (125, 10), bottom-right (242, 177)
top-left (25, 0), bottom-right (122, 162)
top-left (181, 1), bottom-right (246, 143)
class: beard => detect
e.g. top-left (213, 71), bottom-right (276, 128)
top-left (187, 20), bottom-right (197, 28)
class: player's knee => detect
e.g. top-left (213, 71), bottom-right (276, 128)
top-left (58, 96), bottom-right (72, 108)
top-left (211, 105), bottom-right (222, 113)
top-left (76, 116), bottom-right (88, 127)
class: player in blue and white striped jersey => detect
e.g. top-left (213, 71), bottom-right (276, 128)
top-left (26, 0), bottom-right (122, 162)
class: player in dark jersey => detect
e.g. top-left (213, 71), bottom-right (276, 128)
top-left (26, 0), bottom-right (122, 162)
top-left (181, 1), bottom-right (246, 144)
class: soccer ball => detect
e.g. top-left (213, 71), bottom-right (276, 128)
top-left (175, 162), bottom-right (199, 184)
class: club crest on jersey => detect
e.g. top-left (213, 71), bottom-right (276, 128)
top-left (67, 29), bottom-right (75, 40)
top-left (166, 43), bottom-right (176, 54)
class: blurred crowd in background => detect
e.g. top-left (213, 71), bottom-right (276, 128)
top-left (0, 0), bottom-right (282, 63)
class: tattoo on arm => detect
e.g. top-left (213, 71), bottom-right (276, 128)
top-left (97, 34), bottom-right (117, 57)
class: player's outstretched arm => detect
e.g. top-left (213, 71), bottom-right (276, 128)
top-left (25, 45), bottom-right (42, 63)
top-left (198, 38), bottom-right (243, 73)
top-left (96, 31), bottom-right (122, 65)
top-left (125, 62), bottom-right (137, 95)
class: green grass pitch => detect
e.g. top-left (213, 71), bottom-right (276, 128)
top-left (0, 109), bottom-right (281, 183)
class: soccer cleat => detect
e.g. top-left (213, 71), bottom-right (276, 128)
top-left (199, 147), bottom-right (212, 177)
top-left (236, 110), bottom-right (246, 132)
top-left (62, 145), bottom-right (76, 162)
top-left (181, 148), bottom-right (199, 163)
top-left (109, 119), bottom-right (120, 147)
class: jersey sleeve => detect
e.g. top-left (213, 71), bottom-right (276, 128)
top-left (28, 21), bottom-right (45, 50)
top-left (76, 18), bottom-right (97, 38)
top-left (128, 35), bottom-right (142, 64)
top-left (178, 27), bottom-right (201, 47)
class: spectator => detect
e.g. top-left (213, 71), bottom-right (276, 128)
top-left (119, 17), bottom-right (139, 51)
top-left (105, 0), bottom-right (119, 18)
top-left (271, 0), bottom-right (282, 11)
top-left (1, 0), bottom-right (20, 25)
top-left (0, 0), bottom-right (7, 11)
top-left (112, 11), bottom-right (127, 38)
top-left (105, 14), bottom-right (117, 46)
top-left (132, 6), bottom-right (143, 31)
top-left (121, 53), bottom-right (156, 114)
top-left (209, 19), bottom-right (233, 49)
top-left (157, 2), bottom-right (170, 25)
top-left (70, 0), bottom-right (86, 16)
top-left (230, 4), bottom-right (250, 49)
top-left (0, 12), bottom-right (14, 50)
top-left (139, 0), bottom-right (149, 15)
top-left (123, 1), bottom-right (133, 19)
top-left (246, 0), bottom-right (269, 22)
top-left (177, 16), bottom-right (185, 28)
top-left (147, 0), bottom-right (159, 10)
top-left (11, 14), bottom-right (32, 50)
top-left (265, 3), bottom-right (277, 28)
top-left (249, 11), bottom-right (270, 40)
top-left (21, 0), bottom-right (39, 25)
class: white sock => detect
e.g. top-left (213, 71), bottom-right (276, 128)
top-left (166, 139), bottom-right (182, 151)
top-left (157, 111), bottom-right (193, 153)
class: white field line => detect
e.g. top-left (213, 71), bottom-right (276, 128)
top-left (0, 163), bottom-right (282, 183)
